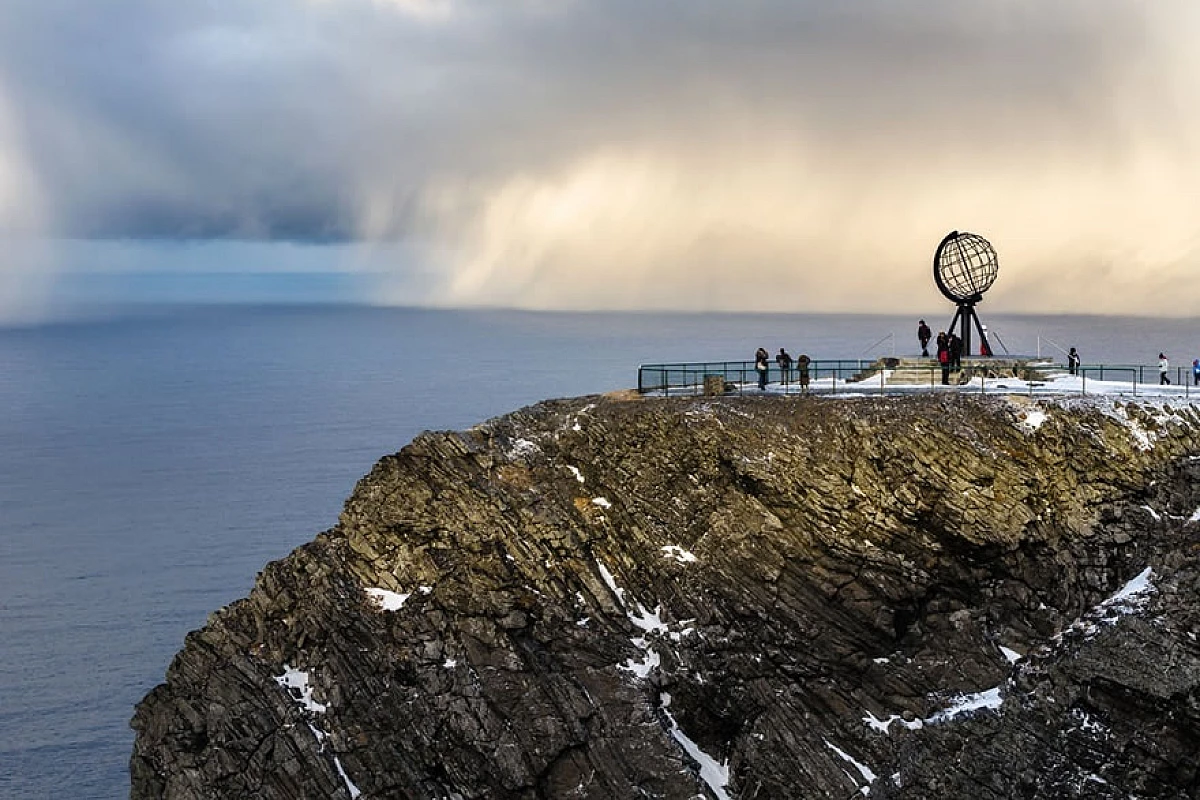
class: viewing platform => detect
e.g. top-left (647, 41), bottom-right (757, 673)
top-left (638, 357), bottom-right (1200, 399)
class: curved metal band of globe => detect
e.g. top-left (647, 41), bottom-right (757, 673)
top-left (933, 230), bottom-right (998, 358)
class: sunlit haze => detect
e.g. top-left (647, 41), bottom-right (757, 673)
top-left (2, 1), bottom-right (1199, 318)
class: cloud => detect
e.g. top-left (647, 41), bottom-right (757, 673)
top-left (399, 1), bottom-right (1200, 313)
top-left (0, 79), bottom-right (42, 233)
top-left (2, 1), bottom-right (1200, 313)
top-left (0, 78), bottom-right (55, 322)
top-left (314, 0), bottom-right (457, 22)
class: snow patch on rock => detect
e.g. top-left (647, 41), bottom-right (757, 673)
top-left (275, 666), bottom-right (328, 714)
top-left (1100, 403), bottom-right (1190, 451)
top-left (1017, 408), bottom-right (1049, 433)
top-left (506, 437), bottom-right (541, 459)
top-left (661, 545), bottom-right (698, 563)
top-left (620, 646), bottom-right (660, 678)
top-left (999, 645), bottom-right (1022, 664)
top-left (364, 588), bottom-right (412, 612)
top-left (596, 560), bottom-right (694, 681)
top-left (274, 666), bottom-right (360, 798)
top-left (926, 686), bottom-right (1003, 724)
top-left (661, 692), bottom-right (731, 800)
top-left (1057, 567), bottom-right (1158, 640)
top-left (862, 710), bottom-right (923, 733)
top-left (825, 739), bottom-right (877, 796)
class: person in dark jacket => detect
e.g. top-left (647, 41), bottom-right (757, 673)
top-left (1067, 347), bottom-right (1080, 376)
top-left (917, 319), bottom-right (932, 357)
top-left (796, 353), bottom-right (811, 392)
top-left (755, 347), bottom-right (770, 390)
top-left (776, 348), bottom-right (793, 384)
top-left (947, 333), bottom-right (963, 371)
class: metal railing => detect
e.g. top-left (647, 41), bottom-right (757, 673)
top-left (637, 360), bottom-right (881, 395)
top-left (1077, 364), bottom-right (1193, 386)
top-left (637, 359), bottom-right (1200, 398)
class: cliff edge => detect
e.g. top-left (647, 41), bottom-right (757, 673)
top-left (131, 394), bottom-right (1200, 799)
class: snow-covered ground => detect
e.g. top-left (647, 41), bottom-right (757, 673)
top-left (675, 369), bottom-right (1200, 401)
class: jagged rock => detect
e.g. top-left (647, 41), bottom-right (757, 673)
top-left (132, 394), bottom-right (1200, 799)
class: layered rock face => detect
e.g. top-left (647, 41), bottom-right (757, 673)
top-left (132, 394), bottom-right (1200, 799)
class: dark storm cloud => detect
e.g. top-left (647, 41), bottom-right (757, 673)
top-left (0, 0), bottom-right (1141, 238)
top-left (0, 0), bottom-right (362, 238)
top-left (1, 1), bottom-right (1198, 312)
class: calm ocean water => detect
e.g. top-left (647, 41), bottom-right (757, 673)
top-left (0, 305), bottom-right (1194, 798)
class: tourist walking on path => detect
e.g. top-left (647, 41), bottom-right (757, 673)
top-left (796, 353), bottom-right (811, 392)
top-left (776, 348), bottom-right (793, 384)
top-left (1068, 347), bottom-right (1080, 376)
top-left (936, 332), bottom-right (950, 385)
top-left (1192, 359), bottom-right (1200, 386)
top-left (755, 347), bottom-right (770, 390)
top-left (1159, 353), bottom-right (1171, 385)
top-left (917, 319), bottom-right (932, 357)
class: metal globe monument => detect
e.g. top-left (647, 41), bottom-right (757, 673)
top-left (933, 230), bottom-right (997, 357)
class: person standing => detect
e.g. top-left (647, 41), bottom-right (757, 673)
top-left (796, 353), bottom-right (811, 392)
top-left (755, 347), bottom-right (770, 390)
top-left (936, 332), bottom-right (950, 385)
top-left (1159, 353), bottom-right (1171, 385)
top-left (1193, 359), bottom-right (1200, 386)
top-left (947, 332), bottom-right (963, 372)
top-left (917, 319), bottom-right (932, 357)
top-left (1067, 347), bottom-right (1080, 376)
top-left (776, 348), bottom-right (793, 385)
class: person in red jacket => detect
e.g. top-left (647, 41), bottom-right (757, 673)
top-left (936, 332), bottom-right (950, 385)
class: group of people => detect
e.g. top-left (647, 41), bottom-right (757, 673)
top-left (1038, 345), bottom-right (1191, 387)
top-left (1151, 354), bottom-right (1200, 385)
top-left (751, 324), bottom-right (1200, 395)
top-left (917, 320), bottom-right (965, 386)
top-left (1157, 353), bottom-right (1200, 386)
top-left (754, 347), bottom-right (811, 391)
top-left (923, 321), bottom-right (1197, 387)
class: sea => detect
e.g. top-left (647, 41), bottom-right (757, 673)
top-left (0, 304), bottom-right (1195, 799)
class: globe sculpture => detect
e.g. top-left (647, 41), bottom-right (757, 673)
top-left (933, 230), bottom-right (998, 357)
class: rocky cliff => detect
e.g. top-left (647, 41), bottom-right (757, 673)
top-left (131, 393), bottom-right (1200, 799)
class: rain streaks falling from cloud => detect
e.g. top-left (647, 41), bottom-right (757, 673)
top-left (1, 0), bottom-right (1200, 314)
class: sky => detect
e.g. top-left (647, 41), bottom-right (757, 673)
top-left (2, 0), bottom-right (1200, 320)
